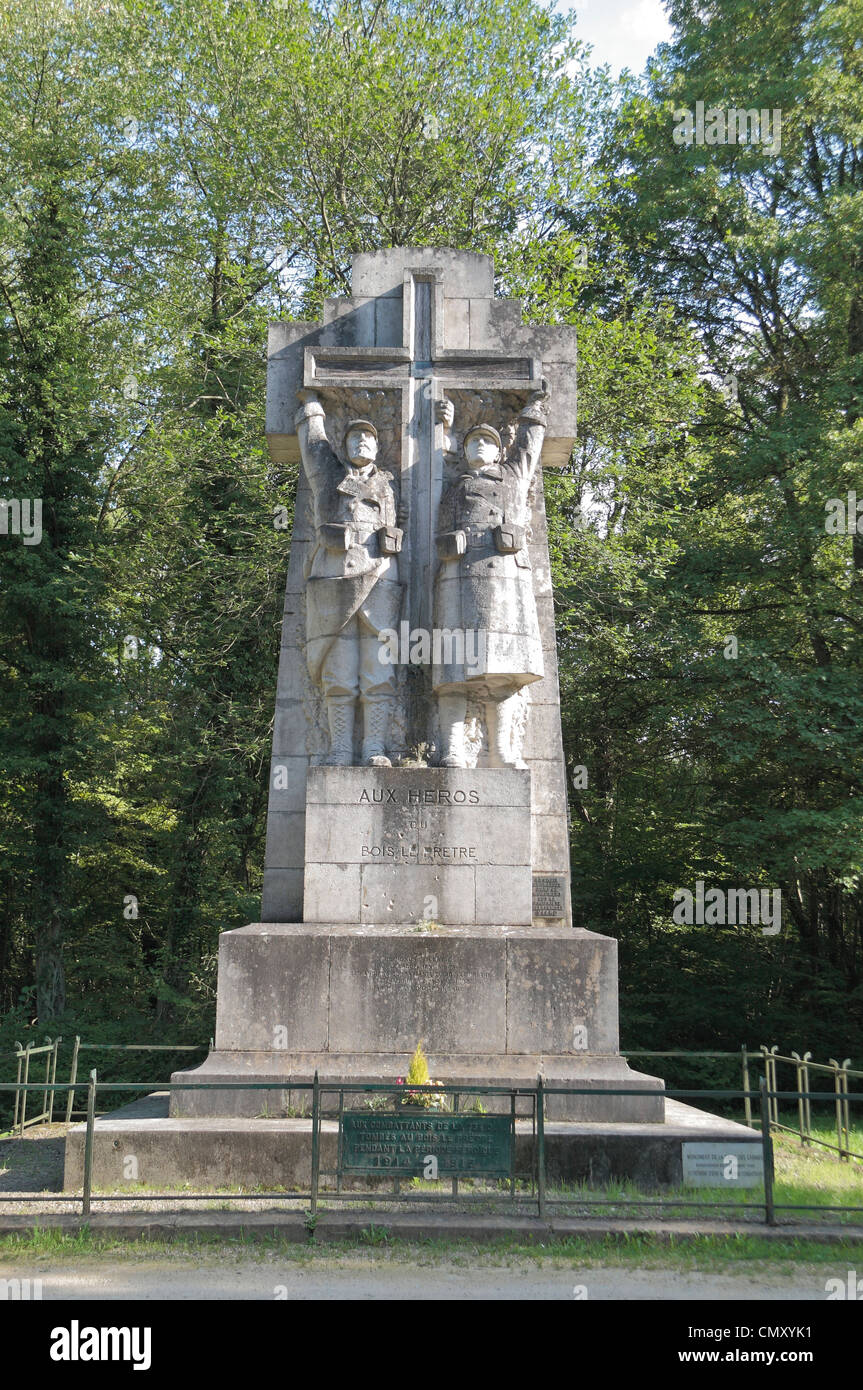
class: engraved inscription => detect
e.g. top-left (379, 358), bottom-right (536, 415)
top-left (533, 874), bottom-right (566, 919)
top-left (358, 786), bottom-right (480, 804)
top-left (341, 1112), bottom-right (513, 1177)
top-left (362, 844), bottom-right (477, 861)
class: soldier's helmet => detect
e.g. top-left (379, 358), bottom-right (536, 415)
top-left (343, 419), bottom-right (379, 454)
top-left (463, 423), bottom-right (502, 456)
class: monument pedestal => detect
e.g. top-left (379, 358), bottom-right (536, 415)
top-left (173, 767), bottom-right (663, 1123)
top-left (170, 922), bottom-right (664, 1122)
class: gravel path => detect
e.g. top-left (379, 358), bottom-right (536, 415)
top-left (0, 1253), bottom-right (838, 1300)
top-left (0, 1127), bottom-right (65, 1193)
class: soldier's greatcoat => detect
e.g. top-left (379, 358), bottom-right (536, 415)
top-left (432, 403), bottom-right (546, 693)
top-left (296, 401), bottom-right (403, 684)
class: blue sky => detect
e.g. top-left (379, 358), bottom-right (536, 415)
top-left (563, 0), bottom-right (673, 75)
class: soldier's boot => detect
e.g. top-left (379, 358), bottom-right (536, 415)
top-left (326, 694), bottom-right (355, 766)
top-left (438, 693), bottom-right (467, 768)
top-left (486, 694), bottom-right (528, 770)
top-left (361, 693), bottom-right (392, 767)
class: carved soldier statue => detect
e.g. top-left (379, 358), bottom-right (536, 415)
top-left (432, 382), bottom-right (549, 768)
top-left (295, 391), bottom-right (403, 766)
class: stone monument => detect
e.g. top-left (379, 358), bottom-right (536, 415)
top-left (170, 247), bottom-right (664, 1120)
top-left (66, 250), bottom-right (761, 1190)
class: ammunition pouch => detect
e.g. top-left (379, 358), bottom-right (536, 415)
top-left (378, 525), bottom-right (403, 556)
top-left (319, 523), bottom-right (352, 553)
top-left (493, 523), bottom-right (525, 555)
top-left (436, 529), bottom-right (466, 559)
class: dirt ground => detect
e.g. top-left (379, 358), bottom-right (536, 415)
top-left (0, 1125), bottom-right (66, 1192)
top-left (0, 1252), bottom-right (840, 1300)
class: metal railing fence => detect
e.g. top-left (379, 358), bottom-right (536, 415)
top-left (752, 1046), bottom-right (861, 1161)
top-left (4, 1040), bottom-right (859, 1159)
top-left (9, 1039), bottom-right (61, 1137)
top-left (626, 1046), bottom-right (861, 1156)
top-left (1, 1073), bottom-right (861, 1228)
top-left (61, 1037), bottom-right (210, 1127)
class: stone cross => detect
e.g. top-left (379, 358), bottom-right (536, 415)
top-left (268, 250), bottom-right (575, 637)
top-left (262, 248), bottom-right (576, 924)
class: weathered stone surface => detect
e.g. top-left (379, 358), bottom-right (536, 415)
top-left (468, 296), bottom-right (522, 347)
top-left (170, 923), bottom-right (661, 1122)
top-left (323, 295), bottom-right (374, 340)
top-left (375, 295), bottom-right (403, 347)
top-left (445, 296), bottom-right (470, 348)
top-left (303, 768), bottom-right (532, 925)
top-left (506, 930), bottom-right (618, 1054)
top-left (352, 247), bottom-right (494, 299)
top-left (259, 868), bottom-right (303, 924)
top-left (530, 760), bottom-right (569, 818)
top-left (474, 866), bottom-right (533, 925)
top-left (521, 703), bottom-right (566, 762)
top-left (303, 863), bottom-right (361, 922)
top-left (263, 810), bottom-right (306, 870)
top-left (214, 924), bottom-right (329, 1053)
top-left (531, 815), bottom-right (570, 874)
top-left (64, 1095), bottom-right (754, 1192)
top-left (328, 932), bottom-right (506, 1053)
top-left (358, 863), bottom-right (476, 925)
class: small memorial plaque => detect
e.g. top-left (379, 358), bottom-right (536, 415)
top-left (682, 1142), bottom-right (764, 1188)
top-left (533, 874), bottom-right (566, 919)
top-left (341, 1112), bottom-right (513, 1177)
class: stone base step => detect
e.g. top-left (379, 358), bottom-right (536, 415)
top-left (64, 1094), bottom-right (756, 1192)
top-left (170, 1051), bottom-right (664, 1122)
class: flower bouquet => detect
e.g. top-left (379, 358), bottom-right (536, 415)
top-left (394, 1042), bottom-right (448, 1110)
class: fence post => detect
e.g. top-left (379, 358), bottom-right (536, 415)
top-left (310, 1071), bottom-right (320, 1219)
top-left (12, 1044), bottom-right (23, 1135)
top-left (759, 1045), bottom-right (779, 1126)
top-left (830, 1059), bottom-right (851, 1161)
top-left (47, 1036), bottom-right (60, 1125)
top-left (829, 1060), bottom-right (847, 1161)
top-left (791, 1052), bottom-right (805, 1145)
top-left (742, 1045), bottom-right (753, 1127)
top-left (65, 1036), bottom-right (80, 1129)
top-left (841, 1060), bottom-right (852, 1159)
top-left (760, 1077), bottom-right (775, 1226)
top-left (802, 1052), bottom-right (812, 1141)
top-left (82, 1069), bottom-right (97, 1218)
top-left (536, 1075), bottom-right (546, 1221)
top-left (19, 1043), bottom-right (32, 1136)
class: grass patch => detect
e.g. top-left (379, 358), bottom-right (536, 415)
top-left (0, 1226), bottom-right (861, 1273)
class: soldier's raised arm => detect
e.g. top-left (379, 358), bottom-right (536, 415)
top-left (435, 394), bottom-right (459, 464)
top-left (509, 378), bottom-right (550, 487)
top-left (294, 389), bottom-right (339, 500)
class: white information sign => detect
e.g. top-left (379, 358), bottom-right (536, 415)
top-left (682, 1142), bottom-right (764, 1188)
